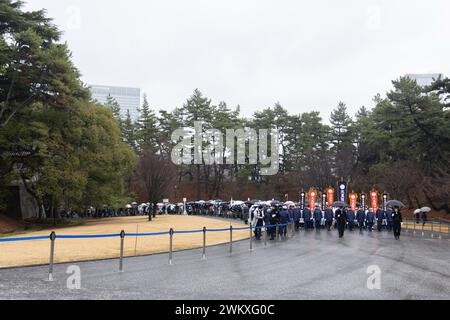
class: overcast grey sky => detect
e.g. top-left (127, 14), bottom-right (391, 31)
top-left (25, 0), bottom-right (450, 119)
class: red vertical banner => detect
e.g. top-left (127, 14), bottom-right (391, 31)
top-left (349, 193), bottom-right (358, 211)
top-left (326, 187), bottom-right (335, 207)
top-left (309, 189), bottom-right (317, 211)
top-left (370, 190), bottom-right (378, 212)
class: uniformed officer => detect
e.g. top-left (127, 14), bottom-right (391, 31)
top-left (279, 206), bottom-right (290, 238)
top-left (392, 206), bottom-right (403, 240)
top-left (313, 205), bottom-right (323, 231)
top-left (376, 207), bottom-right (385, 232)
top-left (386, 207), bottom-right (393, 231)
top-left (346, 208), bottom-right (356, 231)
top-left (324, 206), bottom-right (334, 231)
top-left (366, 207), bottom-right (375, 232)
top-left (303, 207), bottom-right (312, 230)
top-left (335, 206), bottom-right (347, 238)
top-left (356, 206), bottom-right (366, 232)
top-left (293, 206), bottom-right (301, 231)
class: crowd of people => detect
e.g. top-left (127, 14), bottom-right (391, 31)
top-left (247, 203), bottom-right (404, 240)
top-left (58, 199), bottom-right (417, 241)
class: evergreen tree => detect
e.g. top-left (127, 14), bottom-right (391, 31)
top-left (122, 109), bottom-right (137, 151)
top-left (136, 94), bottom-right (159, 154)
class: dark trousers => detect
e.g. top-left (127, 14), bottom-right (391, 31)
top-left (359, 222), bottom-right (365, 232)
top-left (295, 221), bottom-right (300, 230)
top-left (377, 221), bottom-right (383, 232)
top-left (315, 220), bottom-right (321, 230)
top-left (280, 226), bottom-right (287, 237)
top-left (254, 221), bottom-right (263, 239)
top-left (393, 221), bottom-right (401, 238)
top-left (367, 222), bottom-right (374, 232)
top-left (325, 221), bottom-right (333, 231)
top-left (348, 222), bottom-right (355, 231)
top-left (337, 222), bottom-right (345, 238)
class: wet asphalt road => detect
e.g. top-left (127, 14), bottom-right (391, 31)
top-left (0, 228), bottom-right (449, 300)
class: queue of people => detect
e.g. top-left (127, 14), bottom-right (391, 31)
top-left (246, 203), bottom-right (404, 241)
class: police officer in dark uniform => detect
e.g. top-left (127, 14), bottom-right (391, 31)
top-left (280, 206), bottom-right (290, 239)
top-left (356, 206), bottom-right (366, 232)
top-left (366, 207), bottom-right (375, 232)
top-left (303, 207), bottom-right (312, 230)
top-left (392, 206), bottom-right (403, 240)
top-left (376, 207), bottom-right (384, 232)
top-left (335, 206), bottom-right (347, 238)
top-left (346, 208), bottom-right (356, 231)
top-left (293, 206), bottom-right (301, 231)
top-left (324, 206), bottom-right (334, 231)
top-left (313, 205), bottom-right (323, 231)
top-left (386, 207), bottom-right (393, 231)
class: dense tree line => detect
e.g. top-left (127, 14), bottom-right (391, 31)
top-left (124, 81), bottom-right (450, 212)
top-left (0, 1), bottom-right (136, 219)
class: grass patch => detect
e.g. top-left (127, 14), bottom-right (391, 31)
top-left (0, 219), bottom-right (85, 238)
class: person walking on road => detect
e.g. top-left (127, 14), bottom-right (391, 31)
top-left (335, 206), bottom-right (347, 238)
top-left (392, 206), bottom-right (403, 240)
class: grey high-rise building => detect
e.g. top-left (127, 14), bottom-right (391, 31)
top-left (89, 85), bottom-right (141, 120)
top-left (405, 74), bottom-right (443, 87)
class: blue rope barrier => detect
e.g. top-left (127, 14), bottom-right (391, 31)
top-left (173, 229), bottom-right (204, 234)
top-left (0, 235), bottom-right (49, 243)
top-left (56, 234), bottom-right (121, 239)
top-left (206, 228), bottom-right (231, 233)
top-left (128, 231), bottom-right (170, 237)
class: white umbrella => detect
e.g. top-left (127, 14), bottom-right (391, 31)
top-left (285, 201), bottom-right (295, 207)
top-left (420, 207), bottom-right (432, 213)
top-left (126, 204), bottom-right (132, 209)
top-left (414, 209), bottom-right (422, 214)
top-left (232, 201), bottom-right (245, 206)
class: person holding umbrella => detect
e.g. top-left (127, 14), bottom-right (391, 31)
top-left (421, 207), bottom-right (431, 226)
top-left (392, 206), bottom-right (403, 240)
top-left (334, 203), bottom-right (348, 238)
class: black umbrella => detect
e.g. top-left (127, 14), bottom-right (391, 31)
top-left (270, 200), bottom-right (282, 206)
top-left (332, 201), bottom-right (348, 208)
top-left (386, 200), bottom-right (406, 208)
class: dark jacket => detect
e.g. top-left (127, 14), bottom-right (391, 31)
top-left (324, 209), bottom-right (334, 222)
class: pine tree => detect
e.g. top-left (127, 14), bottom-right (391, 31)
top-left (122, 109), bottom-right (137, 150)
top-left (136, 94), bottom-right (159, 154)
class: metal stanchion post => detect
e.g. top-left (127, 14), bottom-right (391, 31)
top-left (264, 226), bottom-right (268, 247)
top-left (249, 225), bottom-right (253, 252)
top-left (276, 225), bottom-right (279, 241)
top-left (422, 223), bottom-right (424, 237)
top-left (202, 227), bottom-right (207, 260)
top-left (169, 228), bottom-right (174, 265)
top-left (413, 220), bottom-right (416, 235)
top-left (439, 220), bottom-right (442, 240)
top-left (48, 231), bottom-right (56, 281)
top-left (119, 230), bottom-right (125, 272)
top-left (291, 222), bottom-right (295, 238)
top-left (230, 226), bottom-right (233, 254)
top-left (431, 220), bottom-right (434, 238)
